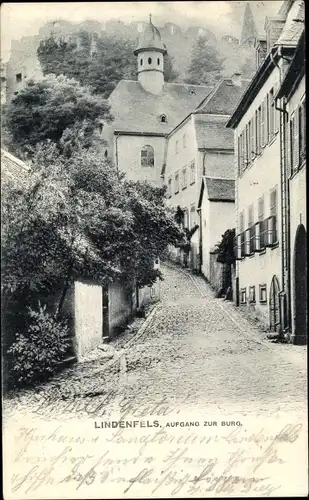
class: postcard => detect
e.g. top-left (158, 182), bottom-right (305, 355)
top-left (1, 1), bottom-right (307, 498)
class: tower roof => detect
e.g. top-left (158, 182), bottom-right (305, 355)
top-left (240, 2), bottom-right (258, 45)
top-left (134, 15), bottom-right (167, 55)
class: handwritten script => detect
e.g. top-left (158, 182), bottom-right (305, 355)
top-left (4, 413), bottom-right (307, 498)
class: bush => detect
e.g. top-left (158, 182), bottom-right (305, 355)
top-left (7, 303), bottom-right (71, 387)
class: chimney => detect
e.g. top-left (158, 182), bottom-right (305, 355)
top-left (264, 16), bottom-right (286, 53)
top-left (231, 72), bottom-right (242, 87)
top-left (255, 38), bottom-right (267, 69)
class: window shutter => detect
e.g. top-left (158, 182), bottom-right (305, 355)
top-left (274, 82), bottom-right (280, 132)
top-left (261, 99), bottom-right (265, 147)
top-left (238, 137), bottom-right (242, 176)
top-left (236, 234), bottom-right (242, 260)
top-left (254, 222), bottom-right (261, 252)
top-left (251, 118), bottom-right (255, 159)
top-left (244, 228), bottom-right (251, 255)
top-left (286, 119), bottom-right (291, 178)
top-left (293, 107), bottom-right (299, 169)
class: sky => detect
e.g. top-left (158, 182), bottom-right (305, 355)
top-left (1, 1), bottom-right (282, 62)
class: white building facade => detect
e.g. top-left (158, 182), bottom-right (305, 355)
top-left (227, 0), bottom-right (305, 337)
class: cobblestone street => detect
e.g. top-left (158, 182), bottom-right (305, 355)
top-left (4, 263), bottom-right (307, 422)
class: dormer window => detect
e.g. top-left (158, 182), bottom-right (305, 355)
top-left (190, 89), bottom-right (196, 95)
top-left (160, 114), bottom-right (167, 123)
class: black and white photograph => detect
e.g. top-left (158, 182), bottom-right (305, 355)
top-left (1, 1), bottom-right (307, 498)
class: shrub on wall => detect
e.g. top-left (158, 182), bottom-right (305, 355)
top-left (7, 303), bottom-right (70, 388)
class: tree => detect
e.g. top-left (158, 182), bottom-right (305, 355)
top-left (215, 228), bottom-right (236, 264)
top-left (5, 74), bottom-right (112, 155)
top-left (185, 36), bottom-right (225, 85)
top-left (2, 143), bottom-right (183, 316)
top-left (37, 31), bottom-right (179, 98)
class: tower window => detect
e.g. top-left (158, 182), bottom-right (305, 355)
top-left (141, 145), bottom-right (154, 167)
top-left (140, 58), bottom-right (143, 66)
top-left (157, 58), bottom-right (160, 65)
top-left (160, 114), bottom-right (167, 123)
top-left (16, 73), bottom-right (22, 82)
top-left (148, 57), bottom-right (152, 65)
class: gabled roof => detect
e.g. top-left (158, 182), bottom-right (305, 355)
top-left (108, 80), bottom-right (212, 135)
top-left (198, 176), bottom-right (235, 208)
top-left (194, 116), bottom-right (234, 150)
top-left (195, 78), bottom-right (250, 116)
top-left (1, 148), bottom-right (31, 186)
top-left (277, 28), bottom-right (305, 100)
top-left (275, 0), bottom-right (304, 46)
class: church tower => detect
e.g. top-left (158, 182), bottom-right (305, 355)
top-left (134, 15), bottom-right (167, 95)
top-left (240, 2), bottom-right (258, 47)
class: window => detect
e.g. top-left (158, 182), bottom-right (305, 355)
top-left (249, 286), bottom-right (256, 303)
top-left (175, 140), bottom-right (179, 154)
top-left (167, 176), bottom-right (172, 198)
top-left (266, 187), bottom-right (278, 246)
top-left (259, 284), bottom-right (267, 303)
top-left (248, 120), bottom-right (252, 163)
top-left (182, 134), bottom-right (186, 148)
top-left (250, 119), bottom-right (255, 160)
top-left (160, 114), bottom-right (167, 123)
top-left (244, 125), bottom-right (249, 168)
top-left (289, 117), bottom-right (295, 175)
top-left (261, 98), bottom-right (266, 147)
top-left (256, 195), bottom-right (266, 251)
top-left (190, 161), bottom-right (196, 184)
top-left (16, 73), bottom-right (22, 82)
top-left (148, 57), bottom-right (152, 64)
top-left (174, 171), bottom-right (179, 193)
top-left (245, 204), bottom-right (255, 255)
top-left (240, 288), bottom-right (247, 304)
top-left (299, 101), bottom-right (306, 164)
top-left (190, 204), bottom-right (196, 229)
top-left (182, 167), bottom-right (187, 189)
top-left (104, 149), bottom-right (108, 158)
top-left (238, 211), bottom-right (245, 258)
top-left (157, 58), bottom-right (160, 65)
top-left (269, 187), bottom-right (277, 217)
top-left (141, 145), bottom-right (154, 167)
top-left (140, 58), bottom-right (143, 66)
top-left (256, 106), bottom-right (261, 154)
top-left (264, 94), bottom-right (270, 144)
top-left (269, 88), bottom-right (275, 139)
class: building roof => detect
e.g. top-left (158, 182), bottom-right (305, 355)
top-left (277, 28), bottom-right (305, 100)
top-left (275, 0), bottom-right (304, 46)
top-left (205, 177), bottom-right (235, 201)
top-left (195, 78), bottom-right (250, 116)
top-left (240, 2), bottom-right (258, 45)
top-left (109, 80), bottom-right (213, 135)
top-left (1, 148), bottom-right (31, 186)
top-left (226, 44), bottom-right (296, 129)
top-left (194, 116), bottom-right (234, 150)
top-left (198, 176), bottom-right (235, 208)
top-left (134, 17), bottom-right (167, 55)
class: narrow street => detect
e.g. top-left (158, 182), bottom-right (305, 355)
top-left (4, 263), bottom-right (307, 420)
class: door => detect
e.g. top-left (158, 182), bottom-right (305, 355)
top-left (269, 276), bottom-right (280, 332)
top-left (294, 224), bottom-right (307, 344)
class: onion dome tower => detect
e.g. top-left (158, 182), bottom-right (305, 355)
top-left (134, 14), bottom-right (167, 94)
